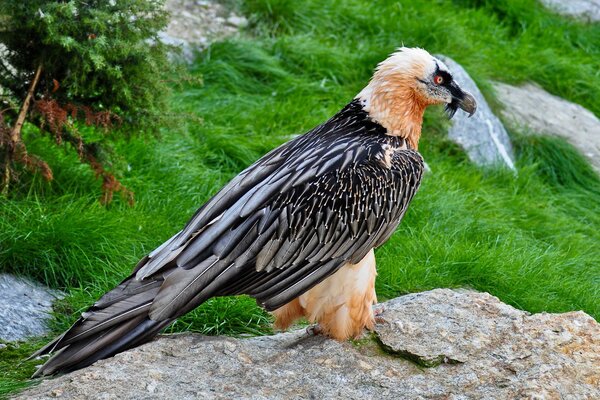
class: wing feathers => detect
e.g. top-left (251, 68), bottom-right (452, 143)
top-left (212, 211), bottom-right (262, 258)
top-left (261, 260), bottom-right (339, 311)
top-left (34, 99), bottom-right (425, 377)
top-left (130, 101), bottom-right (423, 325)
top-left (149, 256), bottom-right (220, 320)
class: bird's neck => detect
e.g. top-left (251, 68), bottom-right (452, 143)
top-left (356, 76), bottom-right (427, 150)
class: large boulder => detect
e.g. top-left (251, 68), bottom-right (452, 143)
top-left (493, 82), bottom-right (600, 173)
top-left (540, 0), bottom-right (600, 22)
top-left (437, 56), bottom-right (516, 171)
top-left (17, 289), bottom-right (599, 399)
top-left (0, 274), bottom-right (63, 342)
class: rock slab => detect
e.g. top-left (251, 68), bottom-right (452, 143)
top-left (437, 55), bottom-right (516, 171)
top-left (0, 274), bottom-right (62, 342)
top-left (540, 0), bottom-right (600, 22)
top-left (17, 289), bottom-right (599, 400)
top-left (494, 82), bottom-right (600, 173)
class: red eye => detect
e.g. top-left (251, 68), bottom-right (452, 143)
top-left (434, 75), bottom-right (444, 85)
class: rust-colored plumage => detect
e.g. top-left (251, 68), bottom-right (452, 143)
top-left (32, 47), bottom-right (476, 377)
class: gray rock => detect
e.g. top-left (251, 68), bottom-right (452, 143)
top-left (17, 289), bottom-right (599, 400)
top-left (493, 82), bottom-right (600, 173)
top-left (540, 0), bottom-right (600, 22)
top-left (157, 31), bottom-right (195, 62)
top-left (437, 55), bottom-right (516, 171)
top-left (161, 0), bottom-right (247, 61)
top-left (0, 274), bottom-right (63, 342)
top-left (226, 15), bottom-right (249, 28)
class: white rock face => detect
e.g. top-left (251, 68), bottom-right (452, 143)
top-left (0, 274), bottom-right (63, 342)
top-left (18, 289), bottom-right (600, 399)
top-left (540, 0), bottom-right (600, 22)
top-left (493, 82), bottom-right (600, 173)
top-left (437, 55), bottom-right (516, 171)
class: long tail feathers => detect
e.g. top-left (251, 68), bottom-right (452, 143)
top-left (31, 275), bottom-right (172, 377)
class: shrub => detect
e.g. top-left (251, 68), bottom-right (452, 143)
top-left (0, 0), bottom-right (173, 203)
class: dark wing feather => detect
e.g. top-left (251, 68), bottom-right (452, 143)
top-left (146, 108), bottom-right (423, 319)
top-left (248, 148), bottom-right (423, 311)
top-left (33, 100), bottom-right (424, 376)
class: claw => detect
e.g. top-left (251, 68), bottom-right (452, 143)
top-left (373, 304), bottom-right (386, 324)
top-left (306, 324), bottom-right (323, 336)
top-left (373, 304), bottom-right (386, 317)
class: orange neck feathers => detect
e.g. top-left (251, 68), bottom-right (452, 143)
top-left (357, 55), bottom-right (432, 150)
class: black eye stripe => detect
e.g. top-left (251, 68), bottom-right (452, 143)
top-left (434, 64), bottom-right (453, 85)
top-left (434, 62), bottom-right (463, 99)
top-left (437, 71), bottom-right (452, 83)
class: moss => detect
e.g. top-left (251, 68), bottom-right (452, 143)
top-left (0, 340), bottom-right (45, 399)
top-left (374, 336), bottom-right (463, 368)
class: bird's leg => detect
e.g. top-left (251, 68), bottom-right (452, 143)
top-left (272, 298), bottom-right (305, 331)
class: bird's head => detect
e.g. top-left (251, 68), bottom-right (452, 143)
top-left (357, 47), bottom-right (476, 148)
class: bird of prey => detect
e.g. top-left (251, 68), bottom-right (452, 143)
top-left (32, 47), bottom-right (476, 376)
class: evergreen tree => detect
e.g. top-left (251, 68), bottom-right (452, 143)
top-left (0, 0), bottom-right (173, 203)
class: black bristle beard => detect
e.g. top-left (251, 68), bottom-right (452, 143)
top-left (445, 100), bottom-right (459, 119)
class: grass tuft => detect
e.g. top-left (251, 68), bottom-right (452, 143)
top-left (0, 340), bottom-right (45, 397)
top-left (513, 133), bottom-right (600, 190)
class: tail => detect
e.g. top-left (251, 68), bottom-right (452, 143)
top-left (31, 274), bottom-right (173, 377)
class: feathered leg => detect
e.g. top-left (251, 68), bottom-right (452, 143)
top-left (272, 249), bottom-right (377, 340)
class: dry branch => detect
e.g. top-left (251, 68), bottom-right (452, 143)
top-left (1, 63), bottom-right (43, 194)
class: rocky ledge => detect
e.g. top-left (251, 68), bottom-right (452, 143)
top-left (17, 289), bottom-right (599, 399)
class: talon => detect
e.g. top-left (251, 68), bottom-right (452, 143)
top-left (374, 316), bottom-right (386, 324)
top-left (373, 304), bottom-right (386, 317)
top-left (306, 324), bottom-right (323, 336)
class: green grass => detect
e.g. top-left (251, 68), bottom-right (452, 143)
top-left (1, 0), bottom-right (599, 396)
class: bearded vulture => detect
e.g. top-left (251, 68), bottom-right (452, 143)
top-left (32, 47), bottom-right (476, 376)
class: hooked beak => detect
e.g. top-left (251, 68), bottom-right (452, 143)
top-left (458, 91), bottom-right (477, 116)
top-left (445, 83), bottom-right (477, 119)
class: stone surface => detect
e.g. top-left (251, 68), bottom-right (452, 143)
top-left (438, 55), bottom-right (516, 171)
top-left (540, 0), bottom-right (600, 22)
top-left (161, 0), bottom-right (247, 60)
top-left (17, 289), bottom-right (600, 400)
top-left (0, 274), bottom-right (63, 342)
top-left (493, 82), bottom-right (600, 173)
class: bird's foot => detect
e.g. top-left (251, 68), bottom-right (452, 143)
top-left (374, 304), bottom-right (386, 316)
top-left (373, 304), bottom-right (386, 324)
top-left (306, 324), bottom-right (323, 336)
